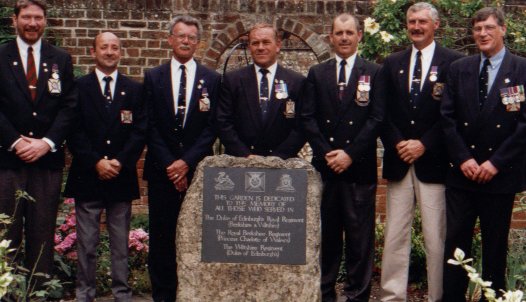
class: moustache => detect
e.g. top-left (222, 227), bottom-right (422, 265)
top-left (179, 45), bottom-right (191, 51)
top-left (410, 30), bottom-right (424, 35)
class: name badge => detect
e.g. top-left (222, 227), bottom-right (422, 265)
top-left (120, 110), bottom-right (133, 124)
top-left (199, 87), bottom-right (210, 112)
top-left (356, 75), bottom-right (370, 106)
top-left (48, 64), bottom-right (61, 95)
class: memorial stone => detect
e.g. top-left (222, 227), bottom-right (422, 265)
top-left (176, 155), bottom-right (322, 302)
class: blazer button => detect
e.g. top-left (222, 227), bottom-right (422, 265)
top-left (488, 148), bottom-right (493, 151)
top-left (174, 128), bottom-right (178, 132)
top-left (349, 121), bottom-right (353, 125)
top-left (470, 145), bottom-right (475, 149)
top-left (326, 120), bottom-right (331, 123)
top-left (250, 146), bottom-right (255, 150)
top-left (179, 143), bottom-right (184, 148)
top-left (269, 150), bottom-right (273, 153)
top-left (103, 156), bottom-right (109, 160)
top-left (464, 122), bottom-right (468, 126)
top-left (28, 131), bottom-right (34, 136)
top-left (346, 140), bottom-right (350, 144)
top-left (32, 112), bottom-right (37, 117)
top-left (106, 140), bottom-right (111, 144)
top-left (329, 137), bottom-right (334, 142)
top-left (410, 120), bottom-right (415, 125)
top-left (449, 162), bottom-right (454, 167)
top-left (496, 124), bottom-right (501, 128)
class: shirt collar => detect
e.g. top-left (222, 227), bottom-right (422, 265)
top-left (481, 47), bottom-right (506, 68)
top-left (16, 36), bottom-right (42, 54)
top-left (335, 53), bottom-right (357, 68)
top-left (255, 62), bottom-right (278, 76)
top-left (412, 40), bottom-right (436, 60)
top-left (95, 68), bottom-right (118, 83)
top-left (171, 57), bottom-right (196, 72)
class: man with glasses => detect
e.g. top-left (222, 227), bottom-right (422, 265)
top-left (441, 7), bottom-right (526, 299)
top-left (143, 15), bottom-right (220, 302)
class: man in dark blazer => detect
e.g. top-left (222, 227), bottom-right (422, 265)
top-left (378, 3), bottom-right (463, 301)
top-left (65, 32), bottom-right (146, 302)
top-left (143, 15), bottom-right (220, 302)
top-left (0, 0), bottom-right (76, 282)
top-left (441, 7), bottom-right (526, 300)
top-left (217, 23), bottom-right (307, 159)
top-left (302, 14), bottom-right (382, 302)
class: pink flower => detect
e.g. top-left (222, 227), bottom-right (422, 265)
top-left (129, 229), bottom-right (149, 253)
top-left (65, 251), bottom-right (78, 260)
top-left (54, 233), bottom-right (62, 244)
top-left (64, 198), bottom-right (75, 205)
top-left (55, 232), bottom-right (77, 254)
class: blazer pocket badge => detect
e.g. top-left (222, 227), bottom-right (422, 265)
top-left (501, 85), bottom-right (525, 112)
top-left (275, 79), bottom-right (288, 99)
top-left (47, 64), bottom-right (61, 95)
top-left (284, 99), bottom-right (295, 118)
top-left (432, 82), bottom-right (445, 101)
top-left (356, 75), bottom-right (371, 106)
top-left (120, 110), bottom-right (133, 124)
top-left (199, 87), bottom-right (210, 112)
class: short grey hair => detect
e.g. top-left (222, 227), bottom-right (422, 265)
top-left (407, 2), bottom-right (439, 23)
top-left (167, 15), bottom-right (203, 39)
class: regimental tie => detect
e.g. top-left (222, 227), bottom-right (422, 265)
top-left (103, 76), bottom-right (112, 111)
top-left (410, 51), bottom-right (422, 109)
top-left (26, 46), bottom-right (37, 101)
top-left (176, 65), bottom-right (187, 129)
top-left (479, 58), bottom-right (491, 109)
top-left (259, 68), bottom-right (270, 119)
top-left (338, 59), bottom-right (347, 101)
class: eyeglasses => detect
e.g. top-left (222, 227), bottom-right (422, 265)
top-left (172, 33), bottom-right (199, 44)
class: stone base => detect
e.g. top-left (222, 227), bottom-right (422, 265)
top-left (176, 155), bottom-right (322, 302)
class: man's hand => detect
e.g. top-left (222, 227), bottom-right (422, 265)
top-left (15, 136), bottom-right (51, 163)
top-left (175, 176), bottom-right (188, 192)
top-left (96, 159), bottom-right (120, 180)
top-left (396, 139), bottom-right (425, 164)
top-left (325, 149), bottom-right (352, 174)
top-left (167, 159), bottom-right (189, 184)
top-left (460, 158), bottom-right (480, 181)
top-left (473, 160), bottom-right (498, 184)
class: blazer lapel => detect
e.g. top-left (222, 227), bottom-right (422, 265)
top-left (6, 41), bottom-right (32, 102)
top-left (108, 73), bottom-right (128, 127)
top-left (264, 65), bottom-right (285, 128)
top-left (35, 42), bottom-right (54, 105)
top-left (479, 51), bottom-right (514, 122)
top-left (397, 49), bottom-right (413, 113)
top-left (242, 65), bottom-right (263, 130)
top-left (326, 59), bottom-right (339, 110)
top-left (85, 72), bottom-right (110, 123)
top-left (159, 63), bottom-right (176, 118)
top-left (186, 63), bottom-right (204, 123)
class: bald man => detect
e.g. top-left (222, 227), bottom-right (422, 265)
top-left (65, 32), bottom-right (146, 302)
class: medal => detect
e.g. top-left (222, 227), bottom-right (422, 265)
top-left (275, 80), bottom-right (288, 99)
top-left (501, 87), bottom-right (520, 112)
top-left (356, 75), bottom-right (370, 106)
top-left (48, 63), bottom-right (61, 95)
top-left (199, 87), bottom-right (210, 112)
top-left (429, 66), bottom-right (438, 82)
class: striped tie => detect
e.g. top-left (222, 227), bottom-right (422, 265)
top-left (27, 46), bottom-right (37, 101)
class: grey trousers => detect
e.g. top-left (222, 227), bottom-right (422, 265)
top-left (75, 199), bottom-right (132, 302)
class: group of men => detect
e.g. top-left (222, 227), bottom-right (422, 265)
top-left (0, 0), bottom-right (524, 301)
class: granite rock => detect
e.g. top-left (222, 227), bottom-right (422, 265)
top-left (176, 155), bottom-right (322, 302)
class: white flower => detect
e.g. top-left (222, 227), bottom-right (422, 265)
top-left (0, 240), bottom-right (10, 249)
top-left (502, 290), bottom-right (523, 302)
top-left (454, 247), bottom-right (465, 260)
top-left (380, 31), bottom-right (394, 43)
top-left (364, 17), bottom-right (380, 35)
top-left (484, 288), bottom-right (496, 300)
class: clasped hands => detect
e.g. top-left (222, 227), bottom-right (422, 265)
top-left (96, 158), bottom-right (122, 180)
top-left (14, 135), bottom-right (51, 163)
top-left (326, 149), bottom-right (352, 174)
top-left (460, 158), bottom-right (498, 184)
top-left (167, 159), bottom-right (189, 192)
top-left (396, 139), bottom-right (425, 164)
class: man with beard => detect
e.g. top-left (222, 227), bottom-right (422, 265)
top-left (379, 2), bottom-right (463, 301)
top-left (217, 23), bottom-right (307, 159)
top-left (301, 13), bottom-right (382, 302)
top-left (65, 32), bottom-right (146, 302)
top-left (441, 7), bottom-right (526, 299)
top-left (0, 0), bottom-right (76, 285)
top-left (143, 15), bottom-right (220, 302)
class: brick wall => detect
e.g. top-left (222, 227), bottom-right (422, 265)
top-left (1, 0), bottom-right (525, 228)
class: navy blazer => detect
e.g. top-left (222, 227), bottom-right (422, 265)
top-left (65, 72), bottom-right (146, 201)
top-left (217, 64), bottom-right (307, 159)
top-left (0, 40), bottom-right (77, 170)
top-left (380, 44), bottom-right (463, 183)
top-left (143, 61), bottom-right (220, 182)
top-left (302, 57), bottom-right (383, 183)
top-left (441, 50), bottom-right (526, 194)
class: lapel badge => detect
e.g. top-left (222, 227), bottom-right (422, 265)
top-left (42, 62), bottom-right (47, 67)
top-left (505, 78), bottom-right (510, 84)
top-left (275, 79), bottom-right (288, 99)
top-left (197, 79), bottom-right (205, 90)
top-left (399, 69), bottom-right (404, 74)
top-left (284, 99), bottom-right (295, 118)
top-left (120, 110), bottom-right (133, 124)
top-left (429, 66), bottom-right (438, 82)
top-left (356, 75), bottom-right (371, 106)
top-left (121, 91), bottom-right (126, 96)
top-left (432, 83), bottom-right (445, 101)
top-left (13, 61), bottom-right (18, 66)
top-left (44, 68), bottom-right (48, 72)
top-left (47, 64), bottom-right (61, 95)
top-left (199, 87), bottom-right (210, 112)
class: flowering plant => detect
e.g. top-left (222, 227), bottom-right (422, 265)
top-left (448, 248), bottom-right (524, 301)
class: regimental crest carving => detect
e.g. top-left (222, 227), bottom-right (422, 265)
top-left (245, 172), bottom-right (265, 192)
top-left (276, 174), bottom-right (295, 192)
top-left (214, 172), bottom-right (235, 190)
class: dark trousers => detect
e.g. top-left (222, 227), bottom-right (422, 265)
top-left (320, 180), bottom-right (376, 302)
top-left (0, 167), bottom-right (62, 283)
top-left (75, 198), bottom-right (132, 302)
top-left (443, 187), bottom-right (514, 301)
top-left (148, 180), bottom-right (184, 302)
